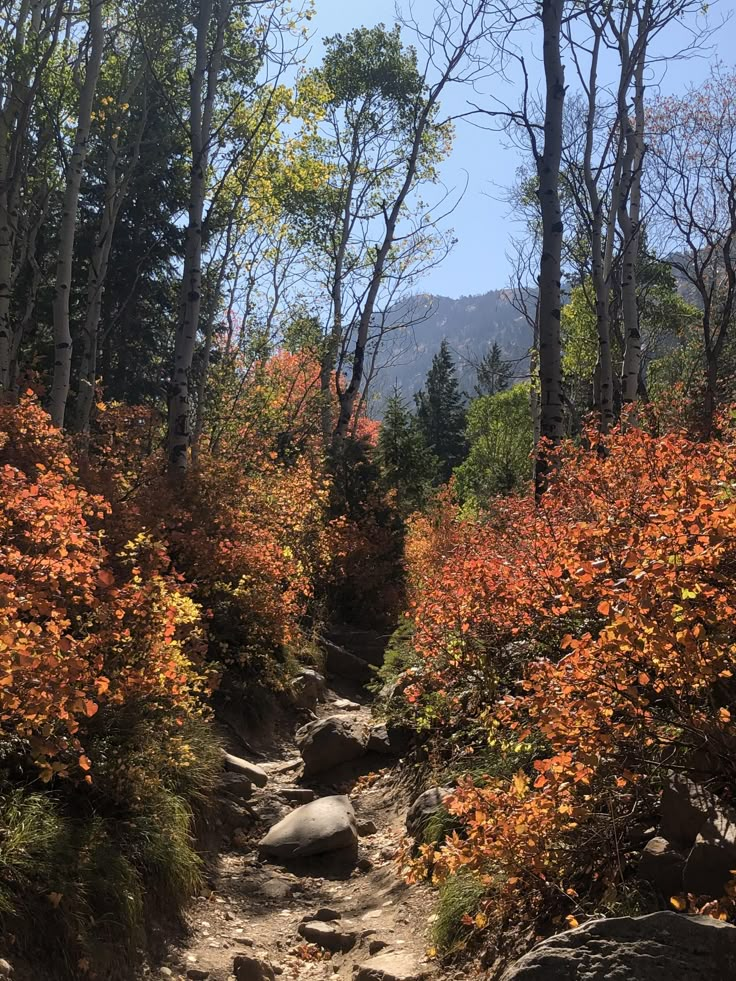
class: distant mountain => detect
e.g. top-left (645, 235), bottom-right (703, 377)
top-left (369, 289), bottom-right (534, 412)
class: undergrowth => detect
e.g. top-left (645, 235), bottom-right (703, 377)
top-left (432, 871), bottom-right (487, 955)
top-left (0, 711), bottom-right (221, 980)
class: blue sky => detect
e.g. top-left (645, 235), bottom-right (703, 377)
top-left (307, 0), bottom-right (736, 299)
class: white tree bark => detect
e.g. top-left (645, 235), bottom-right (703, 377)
top-left (49, 0), bottom-right (104, 427)
top-left (167, 0), bottom-right (231, 474)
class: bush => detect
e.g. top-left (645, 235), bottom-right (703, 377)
top-left (402, 416), bottom-right (736, 929)
top-left (0, 396), bottom-right (223, 978)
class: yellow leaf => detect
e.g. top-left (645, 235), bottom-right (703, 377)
top-left (565, 915), bottom-right (579, 928)
top-left (670, 895), bottom-right (687, 911)
top-left (512, 770), bottom-right (529, 798)
top-left (474, 912), bottom-right (488, 929)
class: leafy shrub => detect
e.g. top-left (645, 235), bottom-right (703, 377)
top-left (402, 417), bottom-right (736, 929)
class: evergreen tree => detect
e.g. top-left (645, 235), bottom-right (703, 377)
top-left (475, 341), bottom-right (512, 396)
top-left (376, 386), bottom-right (438, 515)
top-left (415, 339), bottom-right (467, 481)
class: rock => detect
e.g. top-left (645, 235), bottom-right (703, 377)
top-left (291, 668), bottom-right (326, 710)
top-left (0, 961), bottom-right (12, 979)
top-left (367, 725), bottom-right (392, 755)
top-left (354, 951), bottom-right (433, 981)
top-left (160, 970), bottom-right (173, 979)
top-left (405, 787), bottom-right (452, 841)
top-left (258, 795), bottom-right (358, 858)
top-left (368, 724), bottom-right (412, 757)
top-left (186, 971), bottom-right (210, 980)
top-left (231, 827), bottom-right (250, 850)
top-left (683, 805), bottom-right (736, 898)
top-left (252, 796), bottom-right (291, 827)
top-left (333, 698), bottom-right (361, 711)
top-left (218, 797), bottom-right (252, 831)
top-left (224, 752), bottom-right (269, 788)
top-left (298, 920), bottom-right (357, 953)
top-left (638, 837), bottom-right (685, 898)
top-left (234, 954), bottom-right (276, 981)
top-left (261, 876), bottom-right (294, 900)
top-left (500, 911), bottom-right (736, 980)
top-left (660, 775), bottom-right (718, 849)
top-left (220, 772), bottom-right (254, 801)
top-left (324, 626), bottom-right (387, 667)
top-left (369, 940), bottom-right (390, 955)
top-left (279, 787), bottom-right (317, 805)
top-left (306, 908), bottom-right (341, 922)
top-left (295, 716), bottom-right (369, 776)
top-left (323, 639), bottom-right (373, 683)
top-left (357, 857), bottom-right (373, 872)
top-left (358, 819), bottom-right (377, 837)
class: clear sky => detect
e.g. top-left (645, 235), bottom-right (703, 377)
top-left (307, 0), bottom-right (736, 299)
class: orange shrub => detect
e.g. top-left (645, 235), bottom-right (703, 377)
top-left (403, 418), bottom-right (736, 910)
top-left (0, 396), bottom-right (208, 780)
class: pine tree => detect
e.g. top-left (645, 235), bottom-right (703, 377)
top-left (376, 386), bottom-right (438, 515)
top-left (415, 339), bottom-right (467, 482)
top-left (475, 341), bottom-right (512, 396)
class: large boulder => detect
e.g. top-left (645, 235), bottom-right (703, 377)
top-left (224, 751), bottom-right (269, 788)
top-left (660, 775), bottom-right (717, 849)
top-left (258, 795), bottom-right (358, 859)
top-left (683, 805), bottom-right (736, 898)
top-left (295, 716), bottom-right (369, 776)
top-left (406, 787), bottom-right (452, 841)
top-left (500, 912), bottom-right (736, 980)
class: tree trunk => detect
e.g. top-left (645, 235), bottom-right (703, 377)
top-left (0, 0), bottom-right (62, 391)
top-left (49, 0), bottom-right (104, 428)
top-left (617, 12), bottom-right (647, 408)
top-left (582, 25), bottom-right (614, 432)
top-left (75, 76), bottom-right (146, 433)
top-left (167, 0), bottom-right (230, 475)
top-left (534, 0), bottom-right (566, 493)
top-left (332, 101), bottom-right (437, 442)
top-left (192, 241), bottom-right (232, 463)
top-left (74, 222), bottom-right (115, 433)
top-left (704, 349), bottom-right (718, 438)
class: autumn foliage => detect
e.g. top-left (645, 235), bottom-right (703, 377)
top-left (401, 414), bottom-right (736, 923)
top-left (0, 396), bottom-right (209, 781)
top-left (0, 354), bottom-right (393, 784)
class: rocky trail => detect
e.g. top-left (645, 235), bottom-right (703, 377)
top-left (145, 630), bottom-right (458, 981)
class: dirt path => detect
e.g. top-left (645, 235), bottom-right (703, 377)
top-left (145, 658), bottom-right (443, 981)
